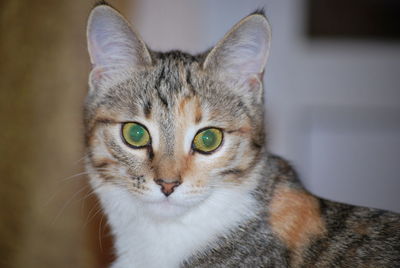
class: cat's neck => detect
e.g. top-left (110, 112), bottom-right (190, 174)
top-left (93, 162), bottom-right (265, 268)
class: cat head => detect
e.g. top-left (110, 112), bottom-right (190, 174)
top-left (85, 4), bottom-right (271, 219)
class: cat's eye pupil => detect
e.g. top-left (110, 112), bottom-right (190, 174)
top-left (193, 127), bottom-right (222, 154)
top-left (129, 124), bottom-right (145, 142)
top-left (202, 129), bottom-right (216, 148)
top-left (122, 122), bottom-right (150, 148)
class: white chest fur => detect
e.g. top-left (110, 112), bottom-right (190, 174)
top-left (94, 183), bottom-right (257, 268)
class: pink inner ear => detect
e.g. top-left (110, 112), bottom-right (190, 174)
top-left (89, 66), bottom-right (110, 88)
top-left (247, 75), bottom-right (262, 91)
top-left (248, 75), bottom-right (261, 88)
top-left (205, 15), bottom-right (271, 80)
top-left (239, 74), bottom-right (263, 101)
top-left (91, 67), bottom-right (105, 80)
top-left (238, 58), bottom-right (263, 76)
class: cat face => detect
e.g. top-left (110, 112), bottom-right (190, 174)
top-left (85, 5), bottom-right (271, 219)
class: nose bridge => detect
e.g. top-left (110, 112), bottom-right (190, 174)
top-left (157, 105), bottom-right (175, 156)
top-left (155, 155), bottom-right (180, 180)
top-left (154, 101), bottom-right (186, 180)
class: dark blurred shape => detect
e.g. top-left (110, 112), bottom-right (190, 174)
top-left (308, 0), bottom-right (400, 40)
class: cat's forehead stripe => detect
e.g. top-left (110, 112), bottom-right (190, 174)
top-left (150, 54), bottom-right (202, 155)
top-left (143, 100), bottom-right (152, 119)
top-left (153, 65), bottom-right (171, 107)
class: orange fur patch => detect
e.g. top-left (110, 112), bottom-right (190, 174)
top-left (194, 97), bottom-right (202, 124)
top-left (154, 156), bottom-right (180, 180)
top-left (177, 95), bottom-right (202, 125)
top-left (180, 154), bottom-right (194, 178)
top-left (269, 186), bottom-right (326, 264)
top-left (178, 96), bottom-right (190, 114)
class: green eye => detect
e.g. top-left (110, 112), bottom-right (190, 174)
top-left (122, 122), bottom-right (150, 148)
top-left (193, 128), bottom-right (223, 153)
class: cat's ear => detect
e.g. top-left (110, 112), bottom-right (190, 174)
top-left (87, 5), bottom-right (152, 89)
top-left (203, 13), bottom-right (271, 101)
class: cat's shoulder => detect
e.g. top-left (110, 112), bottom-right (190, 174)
top-left (258, 154), bottom-right (326, 257)
top-left (263, 153), bottom-right (302, 187)
top-left (261, 154), bottom-right (400, 267)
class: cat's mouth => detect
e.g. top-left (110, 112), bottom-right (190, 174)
top-left (139, 189), bottom-right (210, 219)
top-left (147, 197), bottom-right (177, 206)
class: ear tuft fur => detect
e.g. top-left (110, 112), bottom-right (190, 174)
top-left (250, 8), bottom-right (266, 17)
top-left (94, 0), bottom-right (110, 8)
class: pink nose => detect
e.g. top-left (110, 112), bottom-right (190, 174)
top-left (154, 179), bottom-right (181, 196)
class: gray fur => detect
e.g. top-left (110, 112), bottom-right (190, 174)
top-left (183, 155), bottom-right (400, 267)
top-left (84, 4), bottom-right (400, 267)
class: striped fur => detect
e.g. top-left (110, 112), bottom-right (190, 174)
top-left (84, 4), bottom-right (400, 267)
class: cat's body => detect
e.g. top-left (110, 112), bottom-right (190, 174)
top-left (84, 4), bottom-right (400, 268)
top-left (185, 155), bottom-right (400, 267)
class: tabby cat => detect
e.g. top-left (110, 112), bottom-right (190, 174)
top-left (84, 4), bottom-right (400, 268)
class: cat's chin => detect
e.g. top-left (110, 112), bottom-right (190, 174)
top-left (143, 199), bottom-right (192, 219)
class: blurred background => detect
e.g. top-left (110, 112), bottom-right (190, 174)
top-left (1, 0), bottom-right (399, 267)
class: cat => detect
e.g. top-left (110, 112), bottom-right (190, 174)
top-left (84, 3), bottom-right (400, 268)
